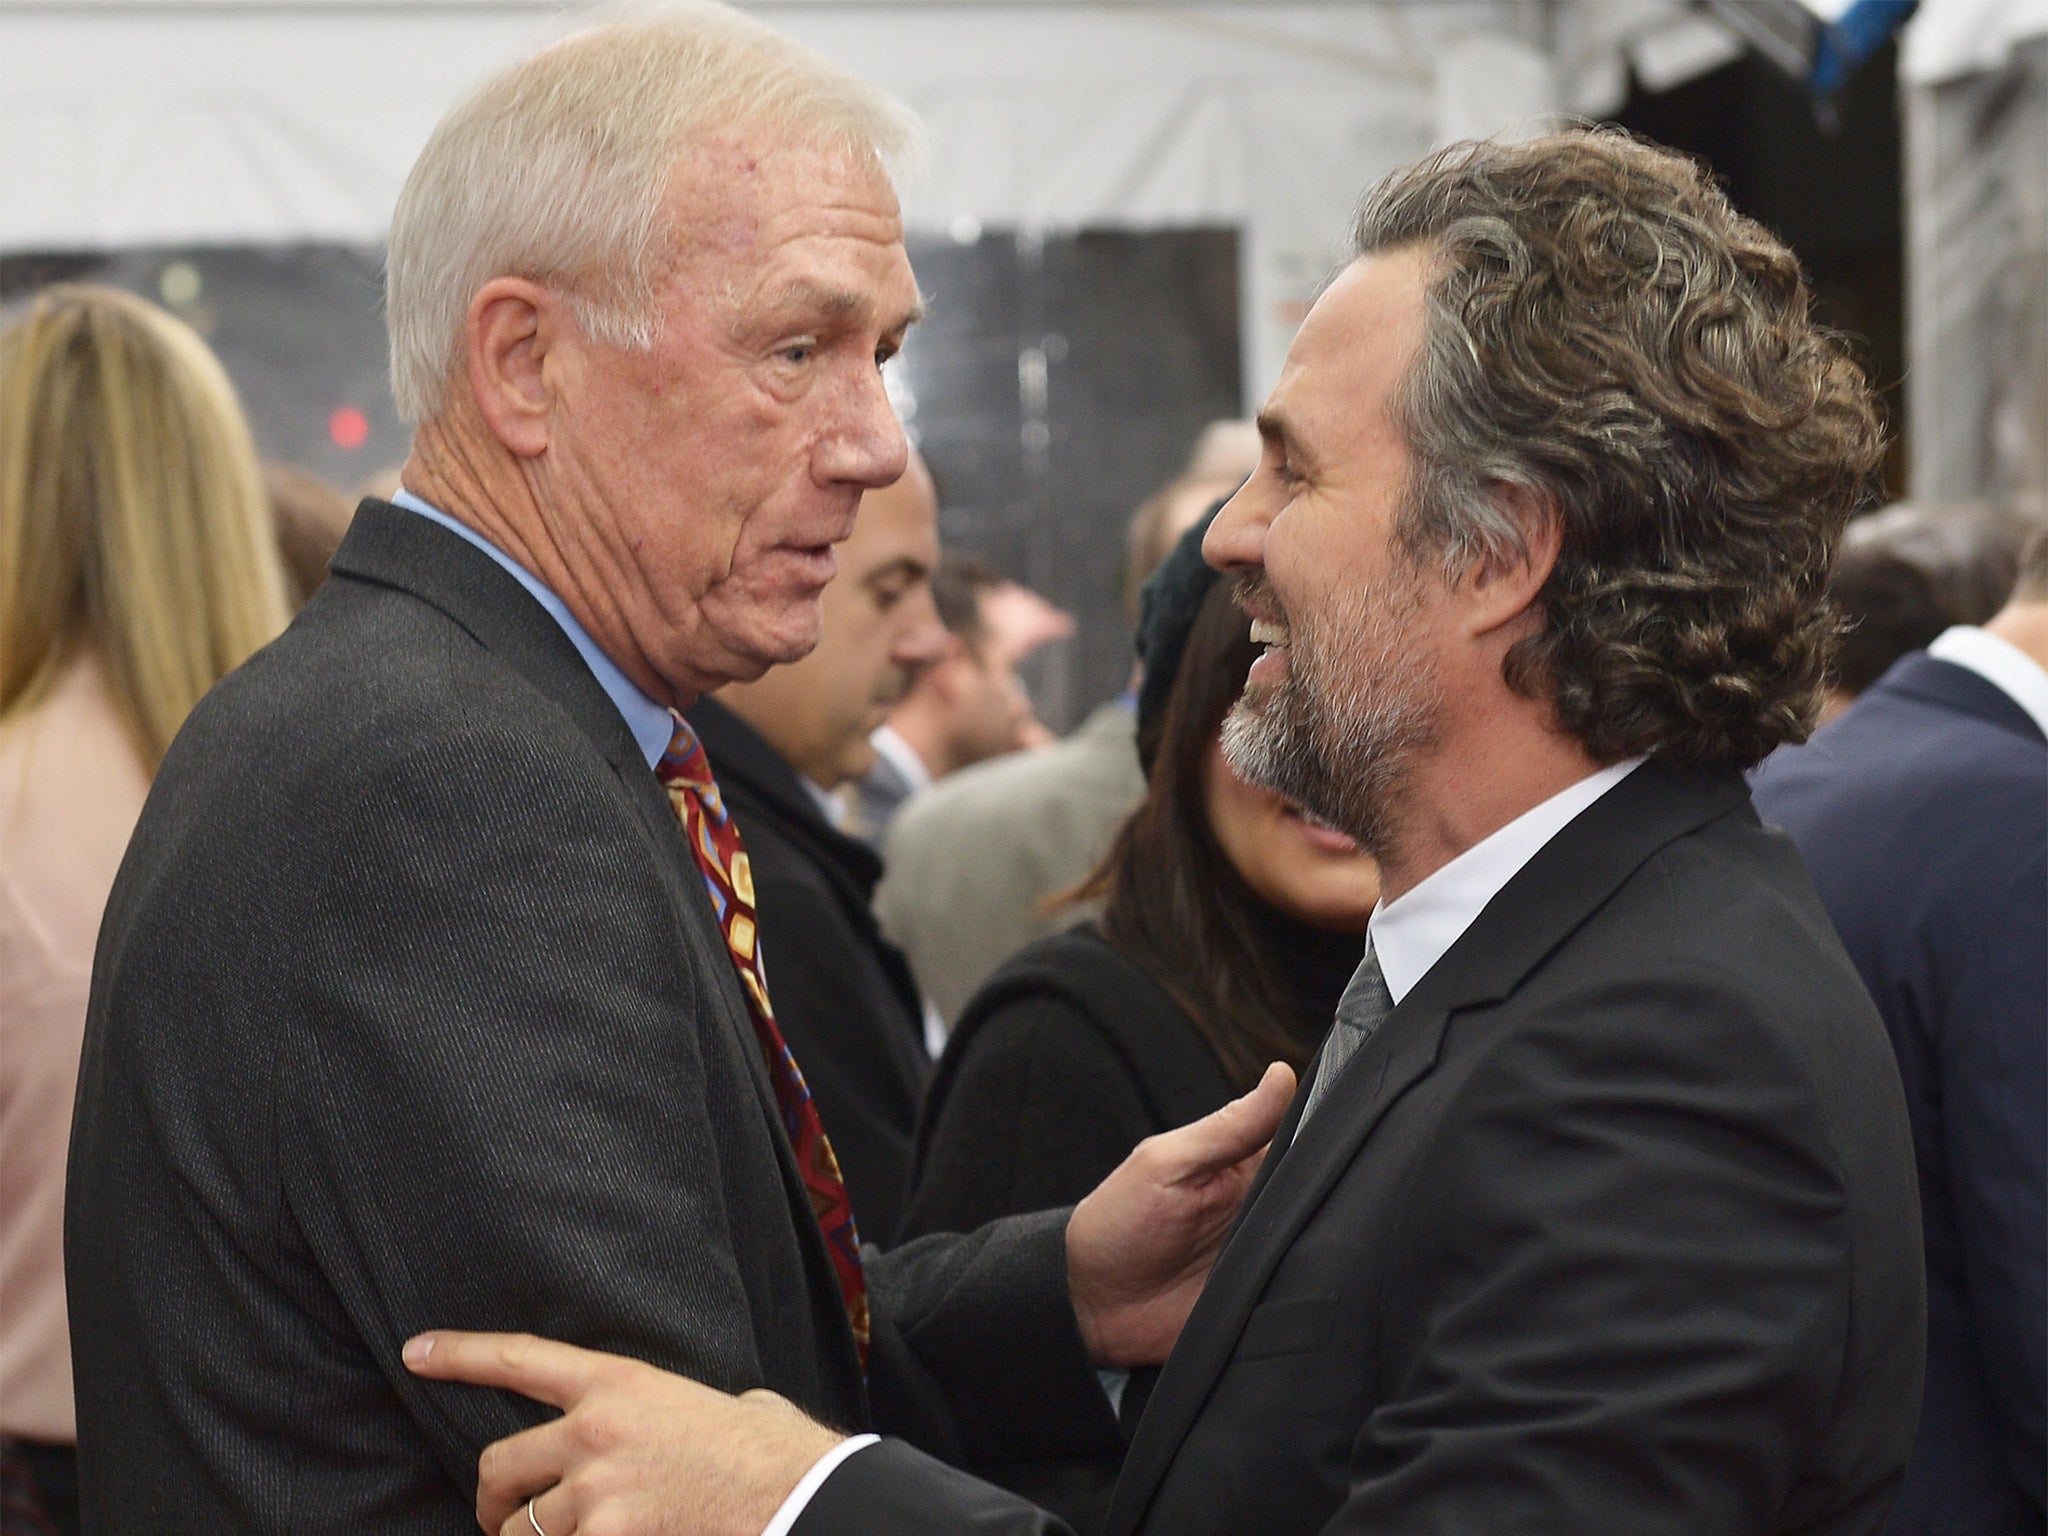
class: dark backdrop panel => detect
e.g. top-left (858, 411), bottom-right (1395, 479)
top-left (5, 227), bottom-right (1242, 731)
top-left (1, 244), bottom-right (402, 489)
top-left (899, 227), bottom-right (1243, 730)
top-left (1614, 41), bottom-right (1906, 496)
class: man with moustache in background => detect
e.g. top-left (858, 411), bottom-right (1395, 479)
top-left (685, 455), bottom-right (949, 1240)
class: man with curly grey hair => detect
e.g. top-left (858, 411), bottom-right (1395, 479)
top-left (407, 130), bottom-right (1925, 1536)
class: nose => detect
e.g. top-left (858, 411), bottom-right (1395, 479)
top-left (818, 362), bottom-right (911, 491)
top-left (1203, 473), bottom-right (1270, 574)
top-left (892, 581), bottom-right (948, 669)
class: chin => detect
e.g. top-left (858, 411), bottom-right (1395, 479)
top-left (744, 616), bottom-right (828, 675)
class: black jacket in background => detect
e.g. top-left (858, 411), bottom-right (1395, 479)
top-left (903, 926), bottom-right (1234, 1242)
top-left (1753, 651), bottom-right (2046, 1536)
top-left (899, 924), bottom-right (1235, 1535)
top-left (686, 696), bottom-right (931, 1242)
top-left (903, 918), bottom-right (1359, 1241)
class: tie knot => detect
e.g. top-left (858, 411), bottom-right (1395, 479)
top-left (659, 710), bottom-right (718, 791)
top-left (1335, 945), bottom-right (1394, 1036)
top-left (658, 711), bottom-right (731, 826)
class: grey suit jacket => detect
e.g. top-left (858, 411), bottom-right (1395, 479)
top-left (877, 702), bottom-right (1144, 1027)
top-left (65, 501), bottom-right (1093, 1532)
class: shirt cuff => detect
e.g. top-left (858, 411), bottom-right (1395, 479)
top-left (758, 1433), bottom-right (881, 1536)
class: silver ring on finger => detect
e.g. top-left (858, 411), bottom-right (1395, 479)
top-left (527, 1498), bottom-right (550, 1536)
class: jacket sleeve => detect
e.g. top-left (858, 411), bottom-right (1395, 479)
top-left (869, 1208), bottom-right (1116, 1468)
top-left (1935, 845), bottom-right (2047, 1508)
top-left (278, 727), bottom-right (783, 1496)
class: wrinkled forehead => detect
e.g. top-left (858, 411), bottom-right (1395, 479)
top-left (659, 128), bottom-right (903, 253)
top-left (1268, 252), bottom-right (1430, 428)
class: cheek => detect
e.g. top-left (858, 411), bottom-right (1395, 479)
top-left (639, 519), bottom-right (733, 607)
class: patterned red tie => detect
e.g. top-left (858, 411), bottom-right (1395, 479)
top-left (656, 711), bottom-right (870, 1365)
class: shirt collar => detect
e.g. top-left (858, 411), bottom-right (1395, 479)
top-left (389, 489), bottom-right (675, 768)
top-left (867, 724), bottom-right (934, 797)
top-left (803, 776), bottom-right (854, 831)
top-left (1369, 757), bottom-right (1645, 1004)
top-left (1927, 625), bottom-right (2048, 742)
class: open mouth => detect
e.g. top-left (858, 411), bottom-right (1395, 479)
top-left (1245, 615), bottom-right (1292, 689)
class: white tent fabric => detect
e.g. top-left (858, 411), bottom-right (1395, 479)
top-left (1900, 0), bottom-right (2048, 501)
top-left (0, 0), bottom-right (1735, 402)
top-left (1902, 0), bottom-right (2048, 82)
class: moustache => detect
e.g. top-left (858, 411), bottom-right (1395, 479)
top-left (1232, 571), bottom-right (1281, 619)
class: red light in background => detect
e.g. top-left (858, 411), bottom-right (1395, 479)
top-left (329, 407), bottom-right (370, 451)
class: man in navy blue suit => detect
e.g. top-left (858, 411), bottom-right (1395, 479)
top-left (1753, 527), bottom-right (2048, 1536)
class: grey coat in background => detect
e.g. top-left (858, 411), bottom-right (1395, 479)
top-left (877, 701), bottom-right (1144, 1030)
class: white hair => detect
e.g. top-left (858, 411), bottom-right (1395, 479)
top-left (385, 0), bottom-right (922, 424)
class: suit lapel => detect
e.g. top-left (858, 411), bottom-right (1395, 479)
top-left (1108, 762), bottom-right (1751, 1534)
top-left (329, 500), bottom-right (649, 771)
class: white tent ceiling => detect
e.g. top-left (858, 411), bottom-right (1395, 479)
top-left (1901, 0), bottom-right (2048, 502)
top-left (0, 0), bottom-right (1745, 400)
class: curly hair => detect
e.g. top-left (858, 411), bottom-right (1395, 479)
top-left (1354, 129), bottom-right (1886, 770)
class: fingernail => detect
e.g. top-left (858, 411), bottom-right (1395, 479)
top-left (404, 1335), bottom-right (436, 1366)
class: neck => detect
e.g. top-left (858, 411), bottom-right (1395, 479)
top-left (1373, 707), bottom-right (1603, 905)
top-left (715, 681), bottom-right (844, 789)
top-left (1984, 601), bottom-right (2048, 673)
top-left (401, 414), bottom-right (690, 712)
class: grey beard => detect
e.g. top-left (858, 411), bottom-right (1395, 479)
top-left (1220, 595), bottom-right (1441, 862)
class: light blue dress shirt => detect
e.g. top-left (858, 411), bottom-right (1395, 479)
top-left (390, 489), bottom-right (674, 769)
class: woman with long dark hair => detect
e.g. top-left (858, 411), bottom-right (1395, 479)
top-left (895, 514), bottom-right (1377, 1531)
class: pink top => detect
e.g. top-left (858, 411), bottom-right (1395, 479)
top-left (0, 652), bottom-right (150, 1442)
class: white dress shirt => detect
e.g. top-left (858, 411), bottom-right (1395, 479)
top-left (759, 1433), bottom-right (882, 1536)
top-left (1370, 757), bottom-right (1645, 1005)
top-left (1928, 625), bottom-right (2048, 741)
top-left (868, 723), bottom-right (935, 800)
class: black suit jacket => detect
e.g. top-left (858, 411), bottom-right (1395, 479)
top-left (65, 502), bottom-right (1094, 1532)
top-left (801, 762), bottom-right (1927, 1536)
top-left (685, 698), bottom-right (930, 1241)
top-left (1753, 653), bottom-right (2046, 1535)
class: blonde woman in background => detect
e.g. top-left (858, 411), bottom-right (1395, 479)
top-left (0, 284), bottom-right (291, 1536)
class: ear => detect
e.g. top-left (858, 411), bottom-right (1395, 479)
top-left (1457, 483), bottom-right (1561, 640)
top-left (464, 277), bottom-right (567, 459)
top-left (924, 640), bottom-right (973, 705)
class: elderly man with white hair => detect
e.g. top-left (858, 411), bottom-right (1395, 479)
top-left (64, 7), bottom-right (1290, 1532)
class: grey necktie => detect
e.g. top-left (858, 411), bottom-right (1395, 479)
top-left (1296, 942), bottom-right (1394, 1128)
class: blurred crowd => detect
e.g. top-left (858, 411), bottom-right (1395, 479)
top-left (3, 237), bottom-right (2044, 1535)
